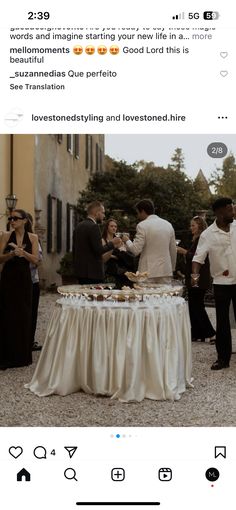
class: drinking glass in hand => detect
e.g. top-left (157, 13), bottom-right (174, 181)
top-left (116, 232), bottom-right (129, 239)
top-left (191, 273), bottom-right (200, 288)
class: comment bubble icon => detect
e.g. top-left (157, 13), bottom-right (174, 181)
top-left (33, 446), bottom-right (47, 459)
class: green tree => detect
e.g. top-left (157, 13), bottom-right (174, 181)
top-left (138, 164), bottom-right (202, 230)
top-left (211, 154), bottom-right (236, 199)
top-left (76, 158), bottom-right (206, 233)
top-left (76, 160), bottom-right (140, 230)
top-left (170, 147), bottom-right (185, 172)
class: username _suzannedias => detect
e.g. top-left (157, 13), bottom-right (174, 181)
top-left (12, 70), bottom-right (117, 79)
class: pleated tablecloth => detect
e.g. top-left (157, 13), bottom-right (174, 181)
top-left (25, 297), bottom-right (193, 402)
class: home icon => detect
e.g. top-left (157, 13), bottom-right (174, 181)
top-left (17, 468), bottom-right (31, 482)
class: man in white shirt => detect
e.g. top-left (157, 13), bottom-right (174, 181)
top-left (192, 197), bottom-right (236, 370)
top-left (123, 199), bottom-right (177, 283)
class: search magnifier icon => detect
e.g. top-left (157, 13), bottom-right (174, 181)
top-left (64, 468), bottom-right (78, 481)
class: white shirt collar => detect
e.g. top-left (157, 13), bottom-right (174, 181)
top-left (87, 216), bottom-right (97, 224)
top-left (212, 219), bottom-right (234, 233)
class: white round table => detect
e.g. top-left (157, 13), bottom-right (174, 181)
top-left (26, 296), bottom-right (193, 402)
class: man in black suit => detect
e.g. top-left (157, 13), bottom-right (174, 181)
top-left (73, 201), bottom-right (121, 284)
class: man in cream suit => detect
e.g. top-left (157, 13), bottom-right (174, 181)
top-left (123, 199), bottom-right (177, 283)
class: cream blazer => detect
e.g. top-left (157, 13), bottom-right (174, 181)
top-left (126, 215), bottom-right (177, 278)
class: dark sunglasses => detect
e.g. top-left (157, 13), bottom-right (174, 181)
top-left (8, 216), bottom-right (24, 222)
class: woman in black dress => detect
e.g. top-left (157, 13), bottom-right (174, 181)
top-left (101, 218), bottom-right (135, 288)
top-left (0, 209), bottom-right (39, 369)
top-left (178, 216), bottom-right (215, 342)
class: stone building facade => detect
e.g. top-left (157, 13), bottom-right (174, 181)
top-left (0, 134), bottom-right (104, 286)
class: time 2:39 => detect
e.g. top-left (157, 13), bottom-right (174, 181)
top-left (28, 12), bottom-right (50, 20)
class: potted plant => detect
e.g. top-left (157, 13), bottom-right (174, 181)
top-left (57, 252), bottom-right (76, 285)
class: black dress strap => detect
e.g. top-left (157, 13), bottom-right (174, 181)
top-left (3, 230), bottom-right (32, 254)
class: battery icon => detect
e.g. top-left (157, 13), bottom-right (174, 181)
top-left (203, 11), bottom-right (219, 20)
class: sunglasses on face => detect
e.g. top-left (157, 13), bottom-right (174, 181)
top-left (8, 216), bottom-right (24, 222)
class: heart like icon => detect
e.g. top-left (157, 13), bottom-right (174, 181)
top-left (9, 446), bottom-right (23, 459)
top-left (220, 52), bottom-right (228, 58)
top-left (220, 71), bottom-right (228, 77)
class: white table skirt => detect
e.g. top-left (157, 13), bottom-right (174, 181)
top-left (26, 297), bottom-right (193, 402)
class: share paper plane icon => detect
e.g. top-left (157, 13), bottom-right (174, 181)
top-left (64, 447), bottom-right (78, 459)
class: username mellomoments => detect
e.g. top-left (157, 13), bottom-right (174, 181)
top-left (10, 47), bottom-right (70, 54)
top-left (9, 46), bottom-right (70, 64)
top-left (31, 114), bottom-right (186, 122)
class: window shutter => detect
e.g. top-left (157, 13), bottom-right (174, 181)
top-left (74, 134), bottom-right (80, 159)
top-left (47, 194), bottom-right (52, 253)
top-left (96, 143), bottom-right (99, 172)
top-left (85, 134), bottom-right (89, 168)
top-left (67, 134), bottom-right (73, 154)
top-left (57, 199), bottom-right (62, 253)
top-left (100, 148), bottom-right (103, 172)
top-left (66, 202), bottom-right (70, 252)
top-left (90, 136), bottom-right (93, 172)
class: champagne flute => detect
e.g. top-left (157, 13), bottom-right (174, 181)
top-left (191, 273), bottom-right (200, 288)
top-left (15, 243), bottom-right (26, 257)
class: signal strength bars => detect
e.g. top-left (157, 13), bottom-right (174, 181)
top-left (172, 12), bottom-right (185, 20)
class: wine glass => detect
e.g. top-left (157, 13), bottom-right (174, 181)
top-left (191, 273), bottom-right (200, 288)
top-left (124, 292), bottom-right (130, 305)
top-left (175, 239), bottom-right (181, 246)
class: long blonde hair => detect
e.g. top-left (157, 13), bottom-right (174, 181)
top-left (192, 215), bottom-right (208, 239)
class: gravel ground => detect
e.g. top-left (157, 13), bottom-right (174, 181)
top-left (0, 292), bottom-right (236, 427)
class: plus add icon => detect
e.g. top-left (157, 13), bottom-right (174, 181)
top-left (111, 468), bottom-right (125, 481)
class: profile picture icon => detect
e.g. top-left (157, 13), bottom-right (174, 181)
top-left (73, 45), bottom-right (83, 55)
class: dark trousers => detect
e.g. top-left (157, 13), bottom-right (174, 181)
top-left (31, 282), bottom-right (40, 346)
top-left (188, 287), bottom-right (215, 340)
top-left (214, 285), bottom-right (236, 363)
top-left (213, 284), bottom-right (236, 364)
top-left (77, 278), bottom-right (104, 285)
